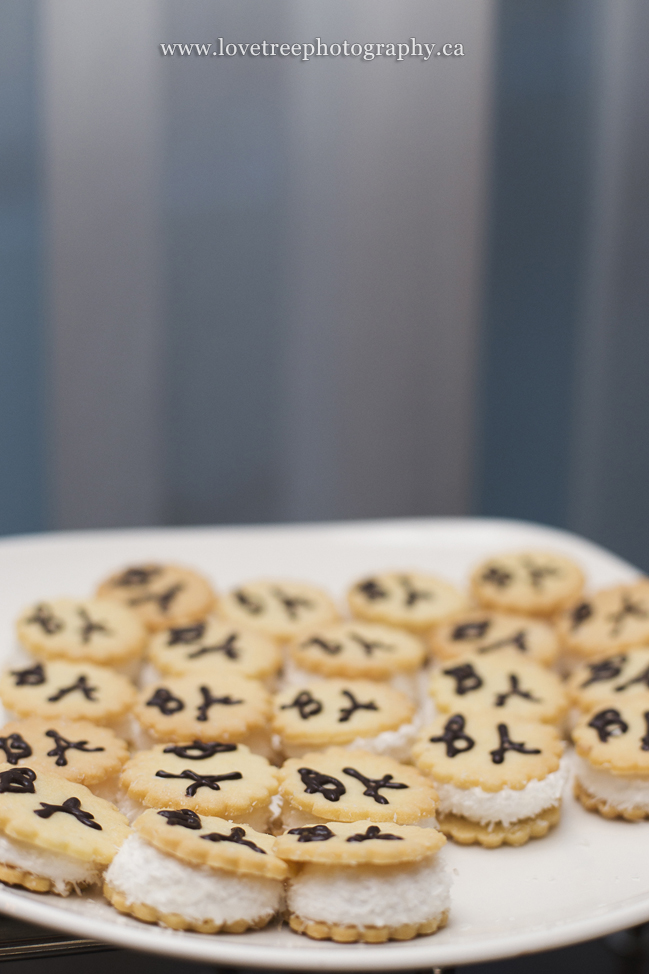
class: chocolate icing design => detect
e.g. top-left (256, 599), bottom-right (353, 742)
top-left (338, 689), bottom-right (378, 723)
top-left (163, 741), bottom-right (237, 760)
top-left (77, 608), bottom-right (111, 644)
top-left (167, 623), bottom-right (205, 645)
top-left (606, 595), bottom-right (649, 638)
top-left (147, 688), bottom-right (184, 715)
top-left (342, 766), bottom-right (408, 805)
top-left (580, 655), bottom-right (626, 688)
top-left (349, 632), bottom-right (394, 656)
top-left (11, 663), bottom-right (45, 686)
top-left (346, 825), bottom-right (403, 842)
top-left (26, 604), bottom-right (64, 635)
top-left (494, 674), bottom-right (540, 708)
top-left (571, 602), bottom-right (593, 630)
top-left (155, 768), bottom-right (243, 795)
top-left (481, 566), bottom-right (512, 588)
top-left (158, 808), bottom-right (202, 829)
top-left (201, 825), bottom-right (266, 854)
top-left (443, 663), bottom-right (483, 695)
top-left (114, 566), bottom-right (163, 587)
top-left (130, 584), bottom-right (184, 614)
top-left (356, 579), bottom-right (387, 601)
top-left (288, 825), bottom-right (334, 842)
top-left (45, 729), bottom-right (105, 767)
top-left (615, 665), bottom-right (649, 692)
top-left (429, 714), bottom-right (475, 757)
top-left (298, 767), bottom-right (346, 802)
top-left (196, 685), bottom-right (243, 721)
top-left (302, 636), bottom-right (342, 656)
top-left (490, 724), bottom-right (541, 764)
top-left (188, 633), bottom-right (240, 661)
top-left (0, 767), bottom-right (36, 793)
top-left (452, 620), bottom-right (490, 641)
top-left (47, 675), bottom-right (97, 703)
top-left (588, 708), bottom-right (629, 742)
top-left (0, 733), bottom-right (32, 765)
top-left (34, 796), bottom-right (102, 830)
top-left (281, 690), bottom-right (323, 720)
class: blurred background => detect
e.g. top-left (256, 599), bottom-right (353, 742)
top-left (2, 0), bottom-right (649, 569)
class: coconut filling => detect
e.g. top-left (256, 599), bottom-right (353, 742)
top-left (288, 852), bottom-right (451, 929)
top-left (574, 755), bottom-right (649, 813)
top-left (0, 831), bottom-right (101, 896)
top-left (435, 756), bottom-right (570, 828)
top-left (105, 833), bottom-right (283, 925)
top-left (114, 789), bottom-right (272, 831)
top-left (280, 805), bottom-right (438, 830)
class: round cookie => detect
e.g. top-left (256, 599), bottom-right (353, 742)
top-left (470, 550), bottom-right (584, 616)
top-left (120, 741), bottom-right (278, 821)
top-left (348, 571), bottom-right (468, 631)
top-left (0, 762), bottom-right (130, 893)
top-left (428, 650), bottom-right (567, 725)
top-left (557, 582), bottom-right (649, 661)
top-left (132, 674), bottom-right (271, 745)
top-left (0, 718), bottom-right (128, 787)
top-left (16, 598), bottom-right (147, 668)
top-left (96, 563), bottom-right (216, 631)
top-left (428, 610), bottom-right (559, 668)
top-left (413, 713), bottom-right (565, 847)
top-left (147, 616), bottom-right (281, 683)
top-left (279, 747), bottom-right (438, 826)
top-left (273, 680), bottom-right (415, 750)
top-left (275, 818), bottom-right (445, 866)
top-left (567, 647), bottom-right (649, 712)
top-left (289, 622), bottom-right (425, 682)
top-left (572, 699), bottom-right (649, 776)
top-left (219, 579), bottom-right (340, 641)
top-left (104, 809), bottom-right (287, 933)
top-left (0, 660), bottom-right (136, 724)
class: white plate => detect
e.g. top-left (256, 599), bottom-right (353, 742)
top-left (0, 516), bottom-right (647, 970)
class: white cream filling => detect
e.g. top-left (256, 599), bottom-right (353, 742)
top-left (115, 789), bottom-right (271, 831)
top-left (105, 833), bottom-right (282, 924)
top-left (436, 756), bottom-right (570, 827)
top-left (574, 755), bottom-right (649, 812)
top-left (0, 832), bottom-right (101, 895)
top-left (288, 852), bottom-right (451, 929)
top-left (280, 721), bottom-right (419, 764)
top-left (281, 804), bottom-right (438, 830)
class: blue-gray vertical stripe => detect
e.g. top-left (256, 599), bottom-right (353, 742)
top-left (0, 1), bottom-right (46, 535)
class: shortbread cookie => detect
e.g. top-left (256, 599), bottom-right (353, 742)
top-left (132, 674), bottom-right (271, 747)
top-left (219, 579), bottom-right (340, 641)
top-left (97, 563), bottom-right (216, 631)
top-left (567, 647), bottom-right (649, 712)
top-left (428, 650), bottom-right (567, 725)
top-left (289, 622), bottom-right (425, 684)
top-left (348, 571), bottom-right (468, 631)
top-left (572, 700), bottom-right (649, 820)
top-left (104, 808), bottom-right (287, 933)
top-left (471, 551), bottom-right (584, 616)
top-left (0, 763), bottom-right (130, 895)
top-left (438, 805), bottom-right (561, 849)
top-left (557, 583), bottom-right (649, 661)
top-left (0, 718), bottom-right (128, 787)
top-left (413, 713), bottom-right (566, 846)
top-left (147, 616), bottom-right (281, 684)
top-left (273, 680), bottom-right (416, 759)
top-left (428, 610), bottom-right (559, 668)
top-left (279, 747), bottom-right (438, 827)
top-left (0, 660), bottom-right (136, 725)
top-left (277, 819), bottom-right (449, 943)
top-left (120, 741), bottom-right (278, 829)
top-left (16, 598), bottom-right (147, 668)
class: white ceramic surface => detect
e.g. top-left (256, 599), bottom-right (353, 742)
top-left (0, 517), bottom-right (647, 970)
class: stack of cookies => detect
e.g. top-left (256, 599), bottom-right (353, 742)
top-left (1, 548), bottom-right (648, 942)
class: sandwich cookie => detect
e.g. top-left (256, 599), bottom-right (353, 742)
top-left (276, 820), bottom-right (449, 943)
top-left (0, 762), bottom-right (130, 895)
top-left (557, 583), bottom-right (649, 663)
top-left (471, 551), bottom-right (584, 617)
top-left (16, 598), bottom-right (147, 673)
top-left (119, 741), bottom-right (278, 830)
top-left (0, 717), bottom-right (128, 800)
top-left (428, 650), bottom-right (568, 725)
top-left (132, 674), bottom-right (272, 756)
top-left (413, 713), bottom-right (566, 847)
top-left (348, 571), bottom-right (468, 632)
top-left (567, 646), bottom-right (649, 713)
top-left (97, 563), bottom-right (216, 631)
top-left (286, 622), bottom-right (425, 697)
top-left (428, 610), bottom-right (560, 668)
top-left (147, 616), bottom-right (281, 686)
top-left (0, 660), bottom-right (136, 727)
top-left (279, 747), bottom-right (438, 829)
top-left (273, 680), bottom-right (416, 762)
top-left (104, 808), bottom-right (287, 933)
top-left (219, 579), bottom-right (340, 642)
top-left (572, 699), bottom-right (649, 820)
